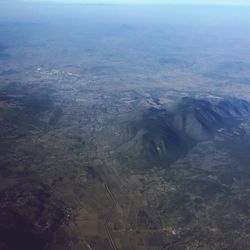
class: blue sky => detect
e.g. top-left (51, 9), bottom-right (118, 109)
top-left (15, 0), bottom-right (250, 5)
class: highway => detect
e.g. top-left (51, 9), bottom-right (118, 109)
top-left (105, 184), bottom-right (118, 250)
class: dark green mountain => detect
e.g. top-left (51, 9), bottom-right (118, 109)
top-left (112, 97), bottom-right (250, 169)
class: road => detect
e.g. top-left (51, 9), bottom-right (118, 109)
top-left (105, 184), bottom-right (118, 250)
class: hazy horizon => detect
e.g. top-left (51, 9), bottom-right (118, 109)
top-left (1, 0), bottom-right (250, 5)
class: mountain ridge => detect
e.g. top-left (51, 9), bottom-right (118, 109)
top-left (109, 96), bottom-right (250, 169)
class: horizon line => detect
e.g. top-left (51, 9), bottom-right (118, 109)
top-left (8, 1), bottom-right (250, 6)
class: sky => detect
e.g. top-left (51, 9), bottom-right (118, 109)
top-left (12, 0), bottom-right (250, 5)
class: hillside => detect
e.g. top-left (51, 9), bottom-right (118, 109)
top-left (110, 97), bottom-right (250, 169)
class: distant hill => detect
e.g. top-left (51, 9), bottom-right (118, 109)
top-left (110, 97), bottom-right (250, 169)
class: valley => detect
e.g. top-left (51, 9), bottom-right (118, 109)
top-left (1, 75), bottom-right (250, 249)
